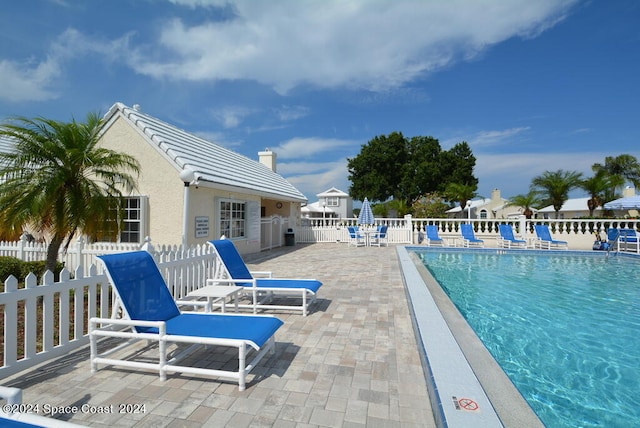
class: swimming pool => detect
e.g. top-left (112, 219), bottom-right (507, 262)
top-left (414, 249), bottom-right (640, 428)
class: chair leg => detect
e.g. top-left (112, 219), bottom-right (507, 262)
top-left (238, 344), bottom-right (247, 391)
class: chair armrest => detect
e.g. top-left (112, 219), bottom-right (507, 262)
top-left (250, 271), bottom-right (273, 278)
top-left (207, 278), bottom-right (257, 286)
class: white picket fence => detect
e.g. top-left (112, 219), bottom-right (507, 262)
top-left (0, 243), bottom-right (217, 380)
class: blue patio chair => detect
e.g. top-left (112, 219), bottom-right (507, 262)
top-left (91, 251), bottom-right (283, 391)
top-left (208, 239), bottom-right (323, 316)
top-left (371, 225), bottom-right (389, 247)
top-left (347, 226), bottom-right (366, 247)
top-left (425, 225), bottom-right (446, 246)
top-left (534, 224), bottom-right (568, 250)
top-left (497, 224), bottom-right (527, 249)
top-left (459, 224), bottom-right (484, 248)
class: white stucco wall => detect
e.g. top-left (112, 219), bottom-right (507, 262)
top-left (98, 116), bottom-right (184, 246)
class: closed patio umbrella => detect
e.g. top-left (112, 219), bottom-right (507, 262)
top-left (358, 197), bottom-right (375, 225)
top-left (603, 196), bottom-right (640, 210)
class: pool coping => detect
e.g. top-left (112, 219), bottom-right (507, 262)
top-left (397, 246), bottom-right (545, 428)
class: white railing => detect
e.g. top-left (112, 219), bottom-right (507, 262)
top-left (0, 243), bottom-right (217, 380)
top-left (296, 216), bottom-right (640, 249)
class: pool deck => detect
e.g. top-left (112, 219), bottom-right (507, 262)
top-left (3, 244), bottom-right (438, 427)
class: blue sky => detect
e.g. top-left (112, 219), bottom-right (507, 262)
top-left (1, 0), bottom-right (639, 203)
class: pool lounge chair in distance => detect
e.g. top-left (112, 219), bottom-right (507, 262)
top-left (208, 239), bottom-right (323, 316)
top-left (425, 225), bottom-right (446, 246)
top-left (90, 251), bottom-right (283, 391)
top-left (370, 225), bottom-right (389, 247)
top-left (459, 224), bottom-right (484, 248)
top-left (534, 224), bottom-right (568, 250)
top-left (497, 224), bottom-right (527, 249)
top-left (347, 226), bottom-right (366, 247)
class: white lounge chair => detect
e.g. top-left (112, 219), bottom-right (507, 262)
top-left (459, 224), bottom-right (484, 248)
top-left (497, 224), bottom-right (527, 249)
top-left (90, 250), bottom-right (283, 391)
top-left (534, 224), bottom-right (568, 250)
top-left (425, 225), bottom-right (446, 246)
top-left (208, 239), bottom-right (323, 316)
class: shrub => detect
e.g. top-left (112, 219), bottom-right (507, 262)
top-left (0, 258), bottom-right (65, 288)
top-left (20, 261), bottom-right (65, 282)
top-left (0, 256), bottom-right (24, 284)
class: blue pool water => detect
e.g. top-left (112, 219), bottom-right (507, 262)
top-left (416, 250), bottom-right (640, 428)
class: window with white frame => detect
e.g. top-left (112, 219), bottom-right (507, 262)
top-left (326, 196), bottom-right (340, 207)
top-left (219, 199), bottom-right (246, 239)
top-left (480, 209), bottom-right (488, 219)
top-left (91, 196), bottom-right (146, 244)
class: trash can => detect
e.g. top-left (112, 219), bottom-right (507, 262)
top-left (284, 228), bottom-right (295, 246)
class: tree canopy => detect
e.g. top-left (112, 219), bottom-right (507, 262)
top-left (347, 132), bottom-right (477, 204)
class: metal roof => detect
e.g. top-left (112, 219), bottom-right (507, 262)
top-left (103, 103), bottom-right (307, 202)
top-left (537, 197), bottom-right (601, 213)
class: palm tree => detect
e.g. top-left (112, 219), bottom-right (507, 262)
top-left (506, 191), bottom-right (542, 219)
top-left (531, 170), bottom-right (583, 219)
top-left (0, 113), bottom-right (140, 272)
top-left (580, 171), bottom-right (623, 217)
top-left (592, 154), bottom-right (640, 190)
top-left (444, 182), bottom-right (479, 218)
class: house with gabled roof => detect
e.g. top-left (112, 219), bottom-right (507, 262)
top-left (302, 187), bottom-right (353, 219)
top-left (95, 102), bottom-right (307, 253)
top-left (0, 102), bottom-right (307, 254)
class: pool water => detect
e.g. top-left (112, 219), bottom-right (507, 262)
top-left (416, 251), bottom-right (640, 428)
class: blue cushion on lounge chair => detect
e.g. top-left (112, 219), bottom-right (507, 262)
top-left (256, 278), bottom-right (322, 293)
top-left (209, 239), bottom-right (323, 316)
top-left (163, 313), bottom-right (282, 348)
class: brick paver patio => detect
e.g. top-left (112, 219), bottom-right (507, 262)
top-left (3, 243), bottom-right (435, 427)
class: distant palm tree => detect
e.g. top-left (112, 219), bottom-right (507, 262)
top-left (580, 171), bottom-right (623, 217)
top-left (531, 170), bottom-right (583, 219)
top-left (444, 182), bottom-right (479, 218)
top-left (592, 154), bottom-right (640, 190)
top-left (506, 191), bottom-right (542, 219)
top-left (0, 113), bottom-right (140, 272)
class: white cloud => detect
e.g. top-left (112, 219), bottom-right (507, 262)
top-left (0, 58), bottom-right (60, 102)
top-left (274, 105), bottom-right (310, 122)
top-left (469, 127), bottom-right (532, 147)
top-left (211, 106), bottom-right (255, 128)
top-left (274, 137), bottom-right (357, 159)
top-left (127, 0), bottom-right (578, 93)
top-left (280, 159), bottom-right (350, 199)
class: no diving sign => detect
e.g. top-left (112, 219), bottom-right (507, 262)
top-left (452, 396), bottom-right (480, 412)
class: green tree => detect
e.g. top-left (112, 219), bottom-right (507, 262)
top-left (439, 141), bottom-right (478, 189)
top-left (347, 132), bottom-right (408, 202)
top-left (531, 170), bottom-right (583, 219)
top-left (506, 191), bottom-right (543, 219)
top-left (580, 171), bottom-right (623, 217)
top-left (592, 154), bottom-right (640, 190)
top-left (0, 113), bottom-right (140, 272)
top-left (347, 133), bottom-right (478, 203)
